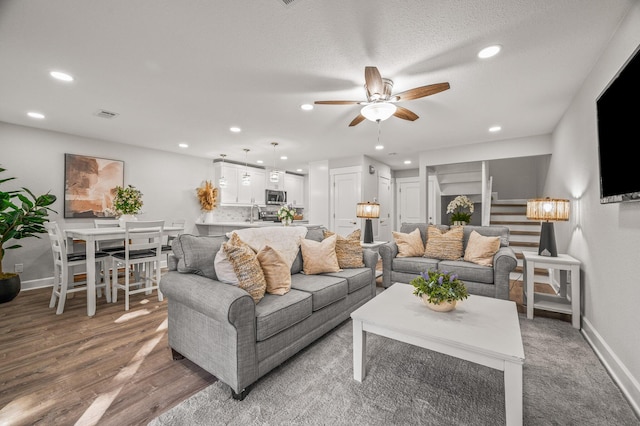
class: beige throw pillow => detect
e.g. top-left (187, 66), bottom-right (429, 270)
top-left (424, 225), bottom-right (464, 260)
top-left (223, 237), bottom-right (266, 303)
top-left (392, 228), bottom-right (424, 257)
top-left (214, 233), bottom-right (253, 285)
top-left (323, 229), bottom-right (364, 269)
top-left (464, 230), bottom-right (501, 266)
top-left (300, 234), bottom-right (340, 275)
top-left (257, 245), bottom-right (291, 295)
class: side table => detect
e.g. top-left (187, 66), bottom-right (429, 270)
top-left (522, 251), bottom-right (581, 329)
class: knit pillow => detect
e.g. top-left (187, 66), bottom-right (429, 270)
top-left (464, 230), bottom-right (501, 266)
top-left (223, 236), bottom-right (266, 303)
top-left (300, 234), bottom-right (340, 275)
top-left (323, 229), bottom-right (364, 268)
top-left (424, 225), bottom-right (464, 260)
top-left (257, 245), bottom-right (291, 295)
top-left (214, 232), bottom-right (253, 285)
top-left (392, 228), bottom-right (424, 257)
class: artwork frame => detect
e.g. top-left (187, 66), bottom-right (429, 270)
top-left (64, 153), bottom-right (124, 218)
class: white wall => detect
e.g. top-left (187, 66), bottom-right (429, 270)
top-left (1, 122), bottom-right (208, 286)
top-left (547, 3), bottom-right (640, 414)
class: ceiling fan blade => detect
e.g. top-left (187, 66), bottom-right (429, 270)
top-left (314, 100), bottom-right (362, 105)
top-left (394, 106), bottom-right (419, 121)
top-left (364, 66), bottom-right (383, 99)
top-left (394, 82), bottom-right (450, 101)
top-left (349, 114), bottom-right (366, 127)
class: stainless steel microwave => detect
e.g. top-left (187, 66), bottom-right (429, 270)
top-left (265, 189), bottom-right (287, 205)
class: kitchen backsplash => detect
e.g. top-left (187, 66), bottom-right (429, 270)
top-left (198, 206), bottom-right (304, 223)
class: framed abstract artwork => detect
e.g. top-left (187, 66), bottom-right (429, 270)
top-left (64, 153), bottom-right (124, 218)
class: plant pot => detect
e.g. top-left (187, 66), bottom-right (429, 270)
top-left (119, 214), bottom-right (138, 227)
top-left (0, 274), bottom-right (21, 304)
top-left (281, 218), bottom-right (291, 226)
top-left (202, 211), bottom-right (214, 224)
top-left (452, 221), bottom-right (467, 226)
top-left (421, 295), bottom-right (456, 312)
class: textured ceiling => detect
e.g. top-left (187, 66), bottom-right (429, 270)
top-left (0, 0), bottom-right (633, 172)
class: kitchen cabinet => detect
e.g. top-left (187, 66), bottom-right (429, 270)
top-left (214, 163), bottom-right (265, 205)
top-left (265, 170), bottom-right (285, 190)
top-left (285, 173), bottom-right (305, 207)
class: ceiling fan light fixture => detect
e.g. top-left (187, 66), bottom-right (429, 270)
top-left (361, 102), bottom-right (397, 122)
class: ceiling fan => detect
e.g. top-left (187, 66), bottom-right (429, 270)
top-left (314, 66), bottom-right (450, 127)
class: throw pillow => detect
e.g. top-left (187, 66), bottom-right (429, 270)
top-left (223, 239), bottom-right (266, 303)
top-left (229, 226), bottom-right (307, 268)
top-left (392, 228), bottom-right (424, 257)
top-left (257, 245), bottom-right (291, 295)
top-left (214, 233), bottom-right (254, 285)
top-left (464, 230), bottom-right (501, 266)
top-left (424, 225), bottom-right (464, 260)
top-left (300, 234), bottom-right (340, 275)
top-left (323, 229), bottom-right (364, 269)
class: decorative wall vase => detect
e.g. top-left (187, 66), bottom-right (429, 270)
top-left (421, 295), bottom-right (457, 312)
top-left (119, 214), bottom-right (138, 227)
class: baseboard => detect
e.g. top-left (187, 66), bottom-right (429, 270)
top-left (582, 317), bottom-right (640, 418)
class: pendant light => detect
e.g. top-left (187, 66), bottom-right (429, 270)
top-left (269, 142), bottom-right (280, 183)
top-left (242, 148), bottom-right (251, 186)
top-left (218, 154), bottom-right (228, 188)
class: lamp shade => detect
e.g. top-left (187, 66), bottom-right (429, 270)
top-left (360, 103), bottom-right (397, 122)
top-left (526, 198), bottom-right (570, 222)
top-left (356, 202), bottom-right (380, 218)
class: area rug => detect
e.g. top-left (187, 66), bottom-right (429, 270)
top-left (149, 315), bottom-right (639, 425)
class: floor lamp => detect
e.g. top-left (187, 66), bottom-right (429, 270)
top-left (526, 198), bottom-right (570, 257)
top-left (356, 202), bottom-right (380, 244)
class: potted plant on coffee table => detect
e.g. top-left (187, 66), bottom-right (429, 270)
top-left (410, 268), bottom-right (469, 312)
top-left (0, 166), bottom-right (57, 303)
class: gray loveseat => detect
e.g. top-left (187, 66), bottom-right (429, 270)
top-left (379, 223), bottom-right (517, 300)
top-left (159, 227), bottom-right (377, 400)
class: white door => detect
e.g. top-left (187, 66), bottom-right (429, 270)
top-left (377, 175), bottom-right (392, 242)
top-left (397, 179), bottom-right (421, 228)
top-left (331, 170), bottom-right (361, 236)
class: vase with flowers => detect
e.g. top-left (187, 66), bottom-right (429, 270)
top-left (196, 180), bottom-right (218, 223)
top-left (113, 184), bottom-right (143, 227)
top-left (277, 204), bottom-right (296, 226)
top-left (410, 269), bottom-right (469, 312)
top-left (446, 195), bottom-right (474, 226)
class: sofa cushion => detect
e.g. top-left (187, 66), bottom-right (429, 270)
top-left (289, 226), bottom-right (328, 275)
top-left (392, 256), bottom-right (440, 276)
top-left (393, 227), bottom-right (424, 257)
top-left (172, 234), bottom-right (226, 280)
top-left (462, 225), bottom-right (510, 248)
top-left (300, 234), bottom-right (340, 274)
top-left (322, 267), bottom-right (372, 293)
top-left (324, 229), bottom-right (364, 269)
top-left (214, 233), bottom-right (252, 285)
top-left (230, 226), bottom-right (307, 268)
top-left (424, 225), bottom-right (464, 260)
top-left (257, 245), bottom-right (291, 295)
top-left (400, 223), bottom-right (449, 245)
top-left (223, 240), bottom-right (266, 303)
top-left (437, 259), bottom-right (495, 284)
top-left (254, 289), bottom-right (312, 341)
top-left (290, 273), bottom-right (348, 311)
top-left (463, 230), bottom-right (501, 266)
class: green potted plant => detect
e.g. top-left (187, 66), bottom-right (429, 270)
top-left (277, 204), bottom-right (296, 226)
top-left (112, 184), bottom-right (143, 226)
top-left (410, 268), bottom-right (469, 312)
top-left (446, 194), bottom-right (474, 225)
top-left (0, 166), bottom-right (57, 303)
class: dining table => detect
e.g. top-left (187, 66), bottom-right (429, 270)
top-left (64, 225), bottom-right (184, 316)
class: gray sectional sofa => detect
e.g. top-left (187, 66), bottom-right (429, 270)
top-left (379, 223), bottom-right (518, 300)
top-left (159, 227), bottom-right (377, 400)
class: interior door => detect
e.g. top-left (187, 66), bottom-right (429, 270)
top-left (377, 175), bottom-right (392, 242)
top-left (397, 179), bottom-right (421, 228)
top-left (331, 170), bottom-right (361, 235)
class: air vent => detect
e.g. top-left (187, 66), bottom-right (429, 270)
top-left (94, 109), bottom-right (119, 119)
top-left (277, 0), bottom-right (297, 6)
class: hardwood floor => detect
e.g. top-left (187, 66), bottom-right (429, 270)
top-left (0, 284), bottom-right (216, 426)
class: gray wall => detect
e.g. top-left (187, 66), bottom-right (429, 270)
top-left (489, 155), bottom-right (550, 199)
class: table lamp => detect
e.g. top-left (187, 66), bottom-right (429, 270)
top-left (356, 202), bottom-right (380, 244)
top-left (526, 198), bottom-right (570, 257)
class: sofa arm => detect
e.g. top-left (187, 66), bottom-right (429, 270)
top-left (379, 242), bottom-right (399, 289)
top-left (492, 247), bottom-right (518, 300)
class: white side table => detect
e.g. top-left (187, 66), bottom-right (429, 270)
top-left (360, 240), bottom-right (387, 252)
top-left (522, 251), bottom-right (581, 329)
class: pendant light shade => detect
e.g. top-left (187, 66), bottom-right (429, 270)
top-left (242, 148), bottom-right (251, 186)
top-left (218, 154), bottom-right (228, 188)
top-left (361, 102), bottom-right (397, 122)
top-left (270, 142), bottom-right (280, 183)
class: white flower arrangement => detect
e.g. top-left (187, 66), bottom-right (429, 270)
top-left (277, 204), bottom-right (296, 221)
top-left (446, 195), bottom-right (474, 224)
top-left (112, 185), bottom-right (143, 215)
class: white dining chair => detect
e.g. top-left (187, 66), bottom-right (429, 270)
top-left (111, 220), bottom-right (165, 311)
top-left (161, 218), bottom-right (185, 259)
top-left (45, 222), bottom-right (111, 314)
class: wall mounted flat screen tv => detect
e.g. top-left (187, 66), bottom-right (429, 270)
top-left (596, 45), bottom-right (640, 204)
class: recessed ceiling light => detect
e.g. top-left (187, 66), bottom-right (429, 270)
top-left (280, 156), bottom-right (287, 160)
top-left (27, 111), bottom-right (45, 119)
top-left (229, 126), bottom-right (241, 133)
top-left (478, 45), bottom-right (501, 59)
top-left (296, 168), bottom-right (303, 172)
top-left (489, 126), bottom-right (502, 132)
top-left (404, 160), bottom-right (412, 165)
top-left (178, 143), bottom-right (189, 148)
top-left (50, 71), bottom-right (74, 82)
top-left (375, 145), bottom-right (384, 150)
top-left (300, 104), bottom-right (313, 111)
top-left (256, 160), bottom-right (264, 164)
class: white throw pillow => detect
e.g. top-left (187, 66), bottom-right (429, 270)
top-left (214, 246), bottom-right (239, 285)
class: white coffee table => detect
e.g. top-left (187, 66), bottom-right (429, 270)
top-left (351, 283), bottom-right (525, 426)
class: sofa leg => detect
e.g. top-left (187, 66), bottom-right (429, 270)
top-left (171, 348), bottom-right (185, 360)
top-left (231, 386), bottom-right (251, 401)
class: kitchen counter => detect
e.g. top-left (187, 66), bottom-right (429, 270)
top-left (195, 221), bottom-right (320, 236)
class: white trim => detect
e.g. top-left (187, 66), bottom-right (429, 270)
top-left (20, 276), bottom-right (54, 291)
top-left (329, 165), bottom-right (362, 175)
top-left (582, 317), bottom-right (640, 418)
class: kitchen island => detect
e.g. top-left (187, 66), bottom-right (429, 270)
top-left (195, 221), bottom-right (321, 236)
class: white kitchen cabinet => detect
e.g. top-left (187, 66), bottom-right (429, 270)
top-left (214, 163), bottom-right (266, 205)
top-left (265, 170), bottom-right (285, 190)
top-left (285, 173), bottom-right (305, 207)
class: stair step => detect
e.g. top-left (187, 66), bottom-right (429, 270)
top-left (510, 230), bottom-right (540, 236)
top-left (509, 241), bottom-right (539, 248)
